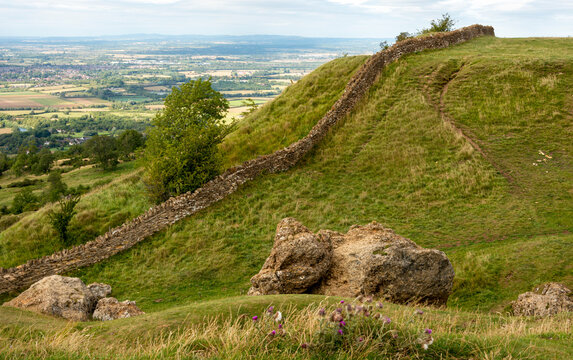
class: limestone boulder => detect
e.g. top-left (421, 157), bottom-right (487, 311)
top-left (2, 275), bottom-right (96, 321)
top-left (92, 297), bottom-right (145, 321)
top-left (314, 222), bottom-right (454, 306)
top-left (249, 218), bottom-right (455, 306)
top-left (512, 283), bottom-right (573, 317)
top-left (248, 218), bottom-right (332, 295)
top-left (87, 283), bottom-right (112, 300)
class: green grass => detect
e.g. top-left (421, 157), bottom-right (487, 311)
top-left (220, 55), bottom-right (368, 167)
top-left (0, 36), bottom-right (572, 358)
top-left (0, 295), bottom-right (571, 359)
top-left (0, 161), bottom-right (151, 270)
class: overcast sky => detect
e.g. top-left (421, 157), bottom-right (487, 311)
top-left (0, 0), bottom-right (571, 38)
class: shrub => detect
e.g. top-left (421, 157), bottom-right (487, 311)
top-left (47, 194), bottom-right (81, 247)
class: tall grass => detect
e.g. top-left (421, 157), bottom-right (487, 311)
top-left (1, 295), bottom-right (571, 359)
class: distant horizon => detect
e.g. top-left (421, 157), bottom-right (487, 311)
top-left (0, 1), bottom-right (571, 39)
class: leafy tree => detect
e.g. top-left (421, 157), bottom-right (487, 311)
top-left (395, 32), bottom-right (412, 42)
top-left (85, 135), bottom-right (119, 170)
top-left (48, 194), bottom-right (80, 247)
top-left (45, 171), bottom-right (68, 203)
top-left (0, 152), bottom-right (10, 176)
top-left (143, 78), bottom-right (234, 203)
top-left (117, 129), bottom-right (144, 159)
top-left (419, 13), bottom-right (456, 35)
top-left (11, 188), bottom-right (39, 214)
top-left (30, 148), bottom-right (54, 175)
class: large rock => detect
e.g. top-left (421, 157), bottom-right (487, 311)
top-left (248, 218), bottom-right (332, 295)
top-left (249, 219), bottom-right (455, 306)
top-left (92, 297), bottom-right (144, 321)
top-left (512, 283), bottom-right (573, 317)
top-left (2, 275), bottom-right (96, 321)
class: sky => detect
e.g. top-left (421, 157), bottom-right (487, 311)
top-left (0, 0), bottom-right (571, 38)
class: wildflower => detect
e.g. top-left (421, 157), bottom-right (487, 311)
top-left (318, 308), bottom-right (326, 316)
top-left (376, 302), bottom-right (383, 309)
top-left (252, 316), bottom-right (258, 321)
top-left (415, 309), bottom-right (424, 315)
top-left (274, 311), bottom-right (282, 322)
top-left (339, 320), bottom-right (346, 327)
top-left (340, 300), bottom-right (345, 304)
top-left (267, 306), bottom-right (274, 313)
top-left (425, 328), bottom-right (432, 334)
top-left (358, 336), bottom-right (364, 342)
top-left (338, 329), bottom-right (344, 335)
top-left (384, 317), bottom-right (391, 324)
top-left (336, 308), bottom-right (342, 313)
top-left (422, 343), bottom-right (429, 350)
top-left (346, 304), bottom-right (353, 312)
top-left (278, 323), bottom-right (283, 329)
top-left (270, 330), bottom-right (276, 336)
top-left (301, 343), bottom-right (308, 349)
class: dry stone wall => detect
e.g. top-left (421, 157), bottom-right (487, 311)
top-left (0, 25), bottom-right (494, 295)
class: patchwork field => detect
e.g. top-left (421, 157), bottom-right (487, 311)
top-left (0, 92), bottom-right (110, 110)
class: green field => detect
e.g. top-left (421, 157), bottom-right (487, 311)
top-left (0, 36), bottom-right (572, 359)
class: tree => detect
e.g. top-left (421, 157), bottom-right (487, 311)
top-left (419, 13), bottom-right (456, 35)
top-left (45, 170), bottom-right (68, 203)
top-left (240, 99), bottom-right (259, 118)
top-left (84, 135), bottom-right (119, 170)
top-left (117, 129), bottom-right (144, 159)
top-left (48, 194), bottom-right (80, 247)
top-left (11, 188), bottom-right (39, 214)
top-left (395, 32), bottom-right (412, 43)
top-left (143, 78), bottom-right (234, 203)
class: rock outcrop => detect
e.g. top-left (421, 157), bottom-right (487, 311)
top-left (512, 283), bottom-right (573, 317)
top-left (249, 219), bottom-right (455, 306)
top-left (248, 218), bottom-right (332, 295)
top-left (92, 297), bottom-right (145, 321)
top-left (88, 282), bottom-right (112, 300)
top-left (2, 275), bottom-right (96, 321)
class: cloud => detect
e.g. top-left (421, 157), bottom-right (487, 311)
top-left (0, 0), bottom-right (571, 37)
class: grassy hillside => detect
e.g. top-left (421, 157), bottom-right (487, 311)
top-left (0, 56), bottom-right (365, 271)
top-left (1, 36), bottom-right (572, 358)
top-left (56, 35), bottom-right (570, 312)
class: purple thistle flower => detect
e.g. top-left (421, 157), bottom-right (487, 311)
top-left (339, 320), bottom-right (346, 327)
top-left (278, 323), bottom-right (283, 329)
top-left (267, 306), bottom-right (274, 313)
top-left (338, 329), bottom-right (344, 335)
top-left (358, 337), bottom-right (364, 342)
top-left (377, 302), bottom-right (384, 309)
top-left (340, 300), bottom-right (345, 304)
top-left (364, 311), bottom-right (370, 317)
top-left (385, 317), bottom-right (391, 324)
top-left (425, 328), bottom-right (432, 334)
top-left (252, 316), bottom-right (258, 321)
top-left (301, 343), bottom-right (308, 349)
top-left (318, 308), bottom-right (326, 316)
top-left (270, 330), bottom-right (276, 336)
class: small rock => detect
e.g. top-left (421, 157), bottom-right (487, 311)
top-left (87, 283), bottom-right (112, 300)
top-left (92, 297), bottom-right (145, 321)
top-left (2, 275), bottom-right (96, 321)
top-left (512, 283), bottom-right (573, 317)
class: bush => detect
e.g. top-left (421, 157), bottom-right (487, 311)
top-left (48, 194), bottom-right (81, 247)
top-left (11, 188), bottom-right (39, 214)
top-left (419, 13), bottom-right (456, 35)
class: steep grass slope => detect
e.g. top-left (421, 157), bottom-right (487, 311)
top-left (54, 36), bottom-right (571, 313)
top-left (0, 56), bottom-right (366, 271)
